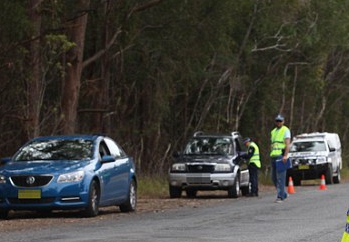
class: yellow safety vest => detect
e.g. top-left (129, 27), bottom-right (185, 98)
top-left (341, 209), bottom-right (349, 242)
top-left (248, 142), bottom-right (261, 168)
top-left (270, 125), bottom-right (289, 157)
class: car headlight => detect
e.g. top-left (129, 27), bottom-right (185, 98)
top-left (57, 171), bottom-right (84, 183)
top-left (171, 163), bottom-right (186, 171)
top-left (0, 175), bottom-right (6, 184)
top-left (316, 157), bottom-right (327, 164)
top-left (215, 163), bottom-right (231, 172)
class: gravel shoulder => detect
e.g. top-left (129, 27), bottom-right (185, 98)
top-left (0, 185), bottom-right (275, 233)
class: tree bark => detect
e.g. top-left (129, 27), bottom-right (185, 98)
top-left (26, 0), bottom-right (43, 138)
top-left (61, 0), bottom-right (90, 134)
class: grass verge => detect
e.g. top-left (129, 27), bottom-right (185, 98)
top-left (138, 175), bottom-right (169, 199)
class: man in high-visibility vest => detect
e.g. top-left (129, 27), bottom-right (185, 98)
top-left (243, 137), bottom-right (261, 197)
top-left (341, 209), bottom-right (349, 241)
top-left (270, 114), bottom-right (291, 203)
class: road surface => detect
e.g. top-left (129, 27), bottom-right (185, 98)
top-left (0, 182), bottom-right (347, 242)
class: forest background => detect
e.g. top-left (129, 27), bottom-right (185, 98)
top-left (1, 0), bottom-right (349, 177)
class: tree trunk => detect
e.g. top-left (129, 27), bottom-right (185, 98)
top-left (61, 0), bottom-right (90, 134)
top-left (26, 0), bottom-right (43, 139)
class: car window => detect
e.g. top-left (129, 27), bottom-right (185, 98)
top-left (99, 141), bottom-right (111, 159)
top-left (104, 137), bottom-right (126, 158)
top-left (290, 141), bottom-right (326, 152)
top-left (235, 138), bottom-right (246, 153)
top-left (14, 139), bottom-right (93, 161)
top-left (184, 137), bottom-right (234, 155)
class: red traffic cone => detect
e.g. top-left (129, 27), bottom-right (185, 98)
top-left (287, 176), bottom-right (296, 194)
top-left (319, 174), bottom-right (327, 190)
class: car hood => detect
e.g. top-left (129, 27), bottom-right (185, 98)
top-left (0, 160), bottom-right (92, 175)
top-left (179, 155), bottom-right (232, 164)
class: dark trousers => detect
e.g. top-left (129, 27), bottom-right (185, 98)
top-left (248, 163), bottom-right (259, 195)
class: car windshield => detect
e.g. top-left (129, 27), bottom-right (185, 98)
top-left (184, 137), bottom-right (233, 155)
top-left (290, 141), bottom-right (326, 152)
top-left (13, 139), bottom-right (94, 161)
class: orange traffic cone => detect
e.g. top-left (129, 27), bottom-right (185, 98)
top-left (287, 176), bottom-right (296, 194)
top-left (319, 174), bottom-right (327, 190)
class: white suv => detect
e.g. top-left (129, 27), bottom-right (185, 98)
top-left (287, 132), bottom-right (342, 185)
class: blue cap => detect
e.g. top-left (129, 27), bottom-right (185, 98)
top-left (243, 137), bottom-right (251, 144)
top-left (275, 114), bottom-right (284, 121)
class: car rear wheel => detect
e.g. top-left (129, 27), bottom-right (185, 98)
top-left (333, 167), bottom-right (341, 184)
top-left (119, 179), bottom-right (137, 212)
top-left (169, 185), bottom-right (182, 198)
top-left (83, 180), bottom-right (100, 217)
top-left (186, 189), bottom-right (197, 198)
top-left (241, 182), bottom-right (251, 196)
top-left (228, 175), bottom-right (240, 198)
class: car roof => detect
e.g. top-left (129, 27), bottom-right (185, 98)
top-left (31, 134), bottom-right (105, 142)
top-left (192, 131), bottom-right (241, 139)
top-left (292, 138), bottom-right (324, 143)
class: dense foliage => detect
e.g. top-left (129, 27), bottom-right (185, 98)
top-left (1, 0), bottom-right (349, 175)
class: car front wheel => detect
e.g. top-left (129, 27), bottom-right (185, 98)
top-left (228, 175), bottom-right (240, 198)
top-left (83, 180), bottom-right (100, 217)
top-left (119, 179), bottom-right (137, 212)
top-left (325, 165), bottom-right (333, 185)
top-left (169, 185), bottom-right (182, 198)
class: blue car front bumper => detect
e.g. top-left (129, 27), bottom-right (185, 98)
top-left (0, 182), bottom-right (89, 211)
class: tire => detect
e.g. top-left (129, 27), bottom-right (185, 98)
top-left (185, 189), bottom-right (197, 198)
top-left (83, 180), bottom-right (100, 217)
top-left (293, 177), bottom-right (301, 186)
top-left (241, 182), bottom-right (251, 196)
top-left (333, 167), bottom-right (341, 184)
top-left (325, 165), bottom-right (333, 185)
top-left (228, 175), bottom-right (240, 198)
top-left (169, 185), bottom-right (182, 198)
top-left (120, 179), bottom-right (137, 212)
top-left (0, 210), bottom-right (8, 220)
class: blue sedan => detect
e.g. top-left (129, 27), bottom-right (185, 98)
top-left (0, 134), bottom-right (137, 219)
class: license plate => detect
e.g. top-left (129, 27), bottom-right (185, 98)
top-left (298, 165), bottom-right (309, 170)
top-left (18, 190), bottom-right (41, 199)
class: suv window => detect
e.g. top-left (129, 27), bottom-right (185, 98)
top-left (184, 137), bottom-right (234, 155)
top-left (291, 141), bottom-right (326, 152)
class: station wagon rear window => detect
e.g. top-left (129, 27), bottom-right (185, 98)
top-left (184, 137), bottom-right (234, 155)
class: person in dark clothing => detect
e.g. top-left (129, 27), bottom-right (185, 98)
top-left (243, 138), bottom-right (261, 197)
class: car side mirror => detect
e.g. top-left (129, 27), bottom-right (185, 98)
top-left (101, 155), bottom-right (115, 163)
top-left (329, 147), bottom-right (336, 152)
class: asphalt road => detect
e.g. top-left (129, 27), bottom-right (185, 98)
top-left (0, 182), bottom-right (348, 242)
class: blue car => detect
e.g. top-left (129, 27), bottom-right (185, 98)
top-left (0, 134), bottom-right (137, 219)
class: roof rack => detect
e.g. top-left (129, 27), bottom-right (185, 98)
top-left (231, 131), bottom-right (240, 136)
top-left (193, 131), bottom-right (204, 137)
top-left (294, 132), bottom-right (327, 139)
